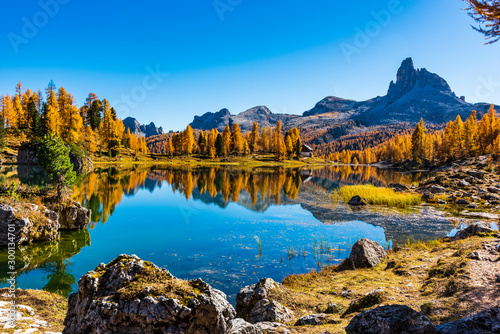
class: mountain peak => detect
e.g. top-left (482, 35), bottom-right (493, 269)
top-left (123, 117), bottom-right (164, 137)
top-left (241, 106), bottom-right (272, 116)
top-left (387, 57), bottom-right (452, 103)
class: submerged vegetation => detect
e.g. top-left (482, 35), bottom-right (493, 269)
top-left (253, 236), bottom-right (263, 255)
top-left (330, 184), bottom-right (422, 208)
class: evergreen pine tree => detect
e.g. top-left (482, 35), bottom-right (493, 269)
top-left (216, 133), bottom-right (224, 158)
top-left (28, 98), bottom-right (41, 138)
top-left (37, 133), bottom-right (76, 199)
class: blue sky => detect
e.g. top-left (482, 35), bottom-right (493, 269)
top-left (1, 0), bottom-right (499, 131)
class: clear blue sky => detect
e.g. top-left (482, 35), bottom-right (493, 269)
top-left (1, 0), bottom-right (499, 131)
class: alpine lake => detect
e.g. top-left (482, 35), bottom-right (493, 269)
top-left (0, 164), bottom-right (463, 304)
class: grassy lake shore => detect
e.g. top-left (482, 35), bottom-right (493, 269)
top-left (3, 232), bottom-right (498, 333)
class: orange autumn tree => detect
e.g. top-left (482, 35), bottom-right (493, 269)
top-left (348, 106), bottom-right (500, 165)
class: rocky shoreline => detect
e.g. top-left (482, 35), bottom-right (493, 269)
top-left (381, 155), bottom-right (500, 214)
top-left (0, 199), bottom-right (91, 247)
top-left (1, 221), bottom-right (498, 333)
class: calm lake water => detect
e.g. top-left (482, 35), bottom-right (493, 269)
top-left (0, 165), bottom-right (456, 303)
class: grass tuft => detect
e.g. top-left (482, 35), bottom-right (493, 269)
top-left (333, 184), bottom-right (421, 208)
top-left (253, 236), bottom-right (263, 255)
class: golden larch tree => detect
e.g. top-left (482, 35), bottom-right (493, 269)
top-left (231, 123), bottom-right (243, 154)
top-left (249, 122), bottom-right (261, 153)
top-left (222, 124), bottom-right (231, 157)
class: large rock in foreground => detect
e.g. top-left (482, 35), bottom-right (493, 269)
top-left (0, 203), bottom-right (60, 246)
top-left (63, 254), bottom-right (237, 334)
top-left (345, 304), bottom-right (436, 334)
top-left (0, 200), bottom-right (90, 248)
top-left (436, 307), bottom-right (500, 333)
top-left (349, 238), bottom-right (386, 269)
top-left (236, 278), bottom-right (293, 324)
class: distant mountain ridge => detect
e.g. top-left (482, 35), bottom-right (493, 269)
top-left (190, 106), bottom-right (297, 132)
top-left (123, 117), bottom-right (164, 138)
top-left (189, 58), bottom-right (498, 146)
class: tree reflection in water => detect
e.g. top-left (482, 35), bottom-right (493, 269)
top-left (71, 165), bottom-right (421, 225)
top-left (0, 229), bottom-right (90, 296)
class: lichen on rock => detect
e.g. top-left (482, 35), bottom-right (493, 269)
top-left (63, 254), bottom-right (236, 334)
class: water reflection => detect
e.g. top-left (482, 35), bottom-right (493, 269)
top-left (72, 165), bottom-right (421, 225)
top-left (0, 229), bottom-right (90, 295)
top-left (0, 165), bottom-right (454, 301)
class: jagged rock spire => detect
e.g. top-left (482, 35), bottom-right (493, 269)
top-left (387, 57), bottom-right (452, 104)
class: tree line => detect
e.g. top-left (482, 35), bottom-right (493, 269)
top-left (148, 121), bottom-right (303, 161)
top-left (0, 81), bottom-right (149, 156)
top-left (326, 105), bottom-right (500, 165)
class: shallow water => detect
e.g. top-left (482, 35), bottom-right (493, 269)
top-left (0, 165), bottom-right (456, 303)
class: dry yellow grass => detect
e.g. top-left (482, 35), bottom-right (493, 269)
top-left (267, 235), bottom-right (496, 333)
top-left (332, 184), bottom-right (421, 208)
top-left (0, 288), bottom-right (67, 332)
top-left (117, 263), bottom-right (197, 304)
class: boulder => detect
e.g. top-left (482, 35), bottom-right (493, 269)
top-left (428, 185), bottom-right (446, 194)
top-left (345, 304), bottom-right (436, 334)
top-left (348, 196), bottom-right (368, 206)
top-left (349, 238), bottom-right (386, 269)
top-left (467, 170), bottom-right (485, 180)
top-left (236, 278), bottom-right (293, 324)
top-left (69, 150), bottom-right (93, 173)
top-left (57, 200), bottom-right (91, 230)
top-left (481, 193), bottom-right (500, 201)
top-left (453, 221), bottom-right (496, 240)
top-left (247, 299), bottom-right (293, 325)
top-left (0, 204), bottom-right (60, 247)
top-left (455, 199), bottom-right (470, 205)
top-left (254, 322), bottom-right (293, 334)
top-left (229, 318), bottom-right (263, 334)
top-left (458, 180), bottom-right (471, 187)
top-left (17, 142), bottom-right (39, 165)
top-left (466, 251), bottom-right (483, 261)
top-left (487, 187), bottom-right (500, 194)
top-left (388, 183), bottom-right (409, 192)
top-left (436, 307), bottom-right (500, 333)
top-left (63, 254), bottom-right (236, 334)
top-left (295, 313), bottom-right (330, 326)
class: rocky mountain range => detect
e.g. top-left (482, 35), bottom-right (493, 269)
top-left (190, 106), bottom-right (297, 133)
top-left (189, 58), bottom-right (497, 144)
top-left (123, 117), bottom-right (164, 138)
